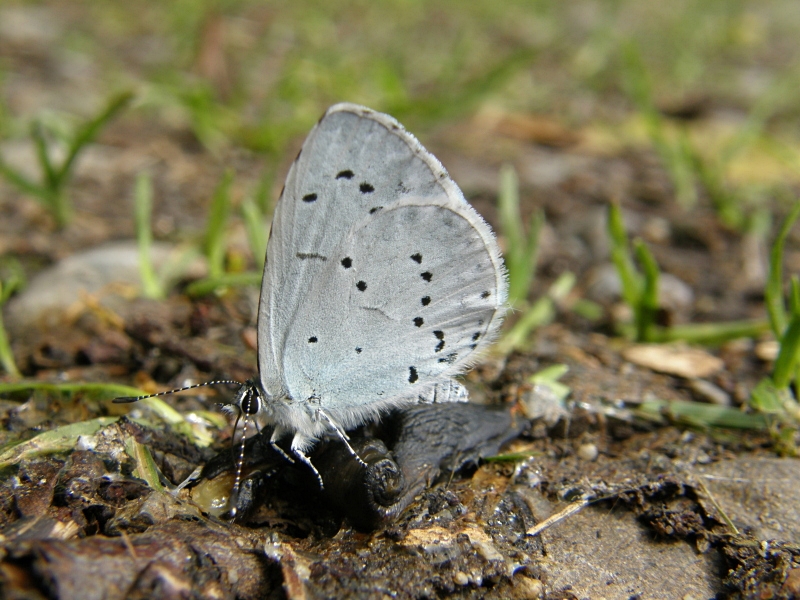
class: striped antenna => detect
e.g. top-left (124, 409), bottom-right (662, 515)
top-left (113, 377), bottom-right (260, 521)
top-left (112, 380), bottom-right (244, 403)
top-left (225, 381), bottom-right (260, 520)
top-left (227, 409), bottom-right (249, 519)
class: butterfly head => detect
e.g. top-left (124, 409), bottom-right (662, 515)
top-left (232, 378), bottom-right (263, 416)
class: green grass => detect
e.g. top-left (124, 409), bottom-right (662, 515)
top-left (605, 200), bottom-right (800, 449)
top-left (494, 163), bottom-right (598, 354)
top-left (134, 172), bottom-right (165, 299)
top-left (0, 92), bottom-right (132, 228)
top-left (133, 171), bottom-right (206, 299)
top-left (498, 164), bottom-right (544, 308)
top-left (240, 197), bottom-right (269, 270)
top-left (748, 202), bottom-right (800, 451)
top-left (0, 381), bottom-right (218, 449)
top-left (0, 258), bottom-right (25, 377)
top-left (607, 202), bottom-right (769, 344)
top-left (204, 169), bottom-right (234, 279)
top-left (496, 272), bottom-right (577, 354)
top-left (183, 168), bottom-right (274, 296)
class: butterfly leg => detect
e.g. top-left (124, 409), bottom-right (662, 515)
top-left (290, 434), bottom-right (324, 489)
top-left (317, 409), bottom-right (367, 468)
top-left (269, 427), bottom-right (295, 464)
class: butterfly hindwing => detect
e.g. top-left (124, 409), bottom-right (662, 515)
top-left (282, 195), bottom-right (504, 425)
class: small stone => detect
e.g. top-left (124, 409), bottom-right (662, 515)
top-left (642, 216), bottom-right (671, 244)
top-left (515, 575), bottom-right (544, 598)
top-left (453, 572), bottom-right (469, 586)
top-left (577, 443), bottom-right (598, 461)
top-left (754, 340), bottom-right (779, 362)
top-left (621, 344), bottom-right (724, 379)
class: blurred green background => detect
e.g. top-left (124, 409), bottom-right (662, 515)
top-left (2, 0), bottom-right (799, 175)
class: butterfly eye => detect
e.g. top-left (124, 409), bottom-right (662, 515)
top-left (241, 389), bottom-right (260, 415)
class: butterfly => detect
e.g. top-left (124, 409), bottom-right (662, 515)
top-left (118, 103), bottom-right (507, 510)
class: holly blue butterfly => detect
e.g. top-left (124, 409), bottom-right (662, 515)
top-left (117, 103), bottom-right (507, 504)
top-left (242, 103), bottom-right (508, 480)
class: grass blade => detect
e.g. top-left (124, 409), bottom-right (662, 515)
top-left (0, 381), bottom-right (150, 398)
top-left (634, 239), bottom-right (660, 342)
top-left (59, 91), bottom-right (134, 185)
top-left (0, 261), bottom-right (24, 377)
top-left (654, 319), bottom-right (770, 345)
top-left (241, 197), bottom-right (268, 268)
top-left (607, 203), bottom-right (641, 309)
top-left (766, 202), bottom-right (800, 337)
top-left (205, 169), bottom-right (233, 279)
top-left (134, 172), bottom-right (163, 299)
top-left (773, 313), bottom-right (800, 389)
top-left (184, 271), bottom-right (262, 297)
top-left (0, 308), bottom-right (20, 377)
top-left (497, 164), bottom-right (543, 306)
top-left (0, 155), bottom-right (45, 198)
top-left (125, 436), bottom-right (164, 491)
top-left (496, 272), bottom-right (575, 353)
top-left (636, 399), bottom-right (770, 430)
top-left (0, 417), bottom-right (118, 469)
top-left (31, 121), bottom-right (58, 190)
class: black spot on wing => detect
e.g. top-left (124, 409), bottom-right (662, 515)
top-left (369, 206), bottom-right (383, 214)
top-left (336, 170), bottom-right (354, 179)
top-left (421, 296), bottom-right (431, 306)
top-left (360, 182), bottom-right (374, 193)
top-left (302, 193), bottom-right (317, 203)
top-left (481, 290), bottom-right (491, 299)
top-left (356, 281), bottom-right (367, 291)
top-left (413, 317), bottom-right (424, 327)
top-left (408, 367), bottom-right (418, 383)
top-left (438, 352), bottom-right (457, 364)
top-left (308, 336), bottom-right (317, 343)
top-left (355, 347), bottom-right (362, 354)
top-left (341, 257), bottom-right (352, 268)
top-left (410, 253), bottom-right (422, 263)
top-left (421, 271), bottom-right (433, 282)
top-left (296, 252), bottom-right (327, 261)
top-left (433, 330), bottom-right (445, 353)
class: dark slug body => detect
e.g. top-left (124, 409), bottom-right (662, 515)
top-left (200, 403), bottom-right (526, 530)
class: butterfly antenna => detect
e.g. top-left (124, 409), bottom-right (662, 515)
top-left (112, 380), bottom-right (244, 403)
top-left (227, 409), bottom-right (250, 519)
top-left (227, 382), bottom-right (261, 519)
